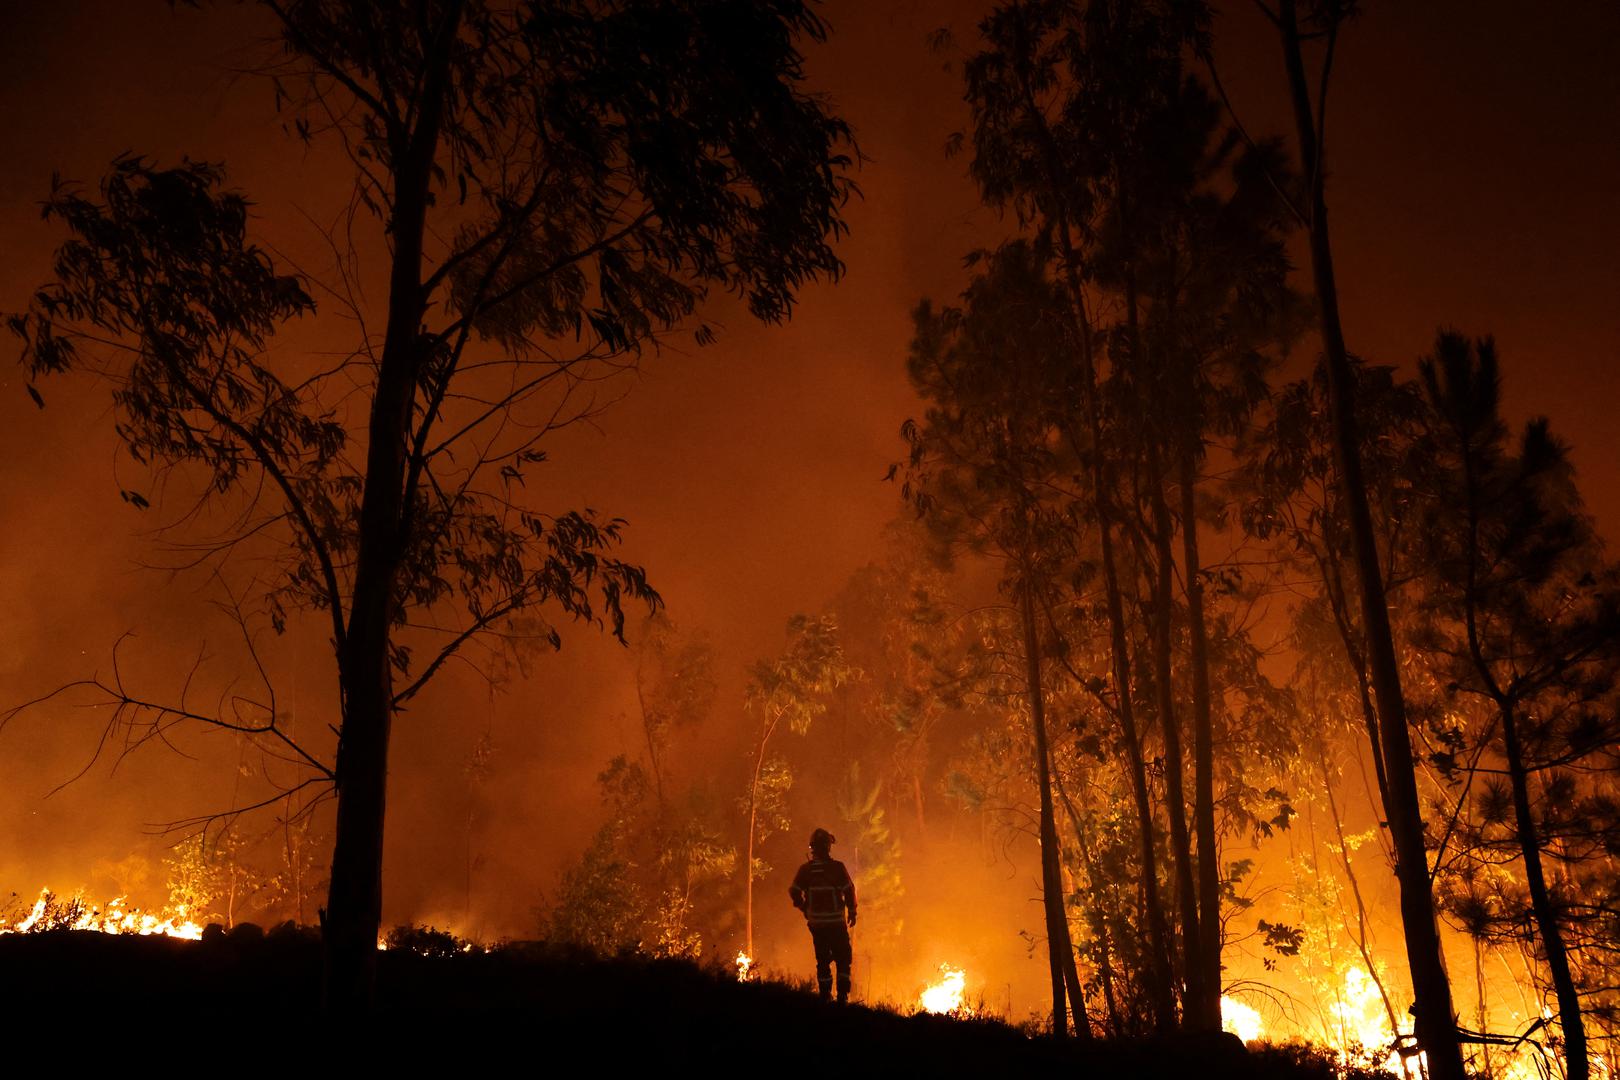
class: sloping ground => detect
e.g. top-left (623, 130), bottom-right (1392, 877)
top-left (0, 929), bottom-right (1384, 1077)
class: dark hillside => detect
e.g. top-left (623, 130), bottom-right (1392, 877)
top-left (1, 929), bottom-right (1389, 1077)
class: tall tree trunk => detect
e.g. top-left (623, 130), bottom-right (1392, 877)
top-left (636, 667), bottom-right (667, 813)
top-left (289, 822), bottom-right (305, 925)
top-left (1450, 346), bottom-right (1590, 1080)
top-left (1007, 35), bottom-right (1176, 1029)
top-left (1276, 4), bottom-right (1465, 1073)
top-left (1063, 287), bottom-right (1176, 1032)
top-left (1147, 437), bottom-right (1204, 1024)
top-left (1176, 439), bottom-right (1223, 1031)
top-left (1500, 703), bottom-right (1588, 1079)
top-left (322, 13), bottom-right (457, 1013)
top-left (743, 725), bottom-right (770, 960)
top-left (1127, 253), bottom-right (1199, 1030)
top-left (1318, 543), bottom-right (1395, 821)
top-left (465, 801), bottom-right (477, 929)
top-left (1060, 890), bottom-right (1088, 1035)
top-left (913, 773), bottom-right (927, 835)
top-left (1084, 397), bottom-right (1177, 1032)
top-left (326, 531), bottom-right (403, 1010)
top-left (1054, 765), bottom-right (1122, 1037)
top-left (1021, 579), bottom-right (1090, 1040)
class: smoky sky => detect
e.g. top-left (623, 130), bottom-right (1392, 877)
top-left (0, 0), bottom-right (1616, 994)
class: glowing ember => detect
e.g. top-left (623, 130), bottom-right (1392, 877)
top-left (0, 887), bottom-right (204, 941)
top-left (918, 964), bottom-right (969, 1015)
top-left (735, 950), bottom-right (753, 982)
top-left (1221, 995), bottom-right (1264, 1044)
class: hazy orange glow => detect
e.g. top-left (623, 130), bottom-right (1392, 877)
top-left (0, 2), bottom-right (1614, 1071)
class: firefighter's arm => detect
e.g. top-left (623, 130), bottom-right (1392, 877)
top-left (788, 865), bottom-right (807, 910)
top-left (845, 868), bottom-right (858, 927)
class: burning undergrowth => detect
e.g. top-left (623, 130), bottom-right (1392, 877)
top-left (378, 923), bottom-right (486, 957)
top-left (1, 886), bottom-right (204, 940)
top-left (917, 964), bottom-right (970, 1015)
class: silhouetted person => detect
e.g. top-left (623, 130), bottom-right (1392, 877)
top-left (788, 827), bottom-right (857, 1002)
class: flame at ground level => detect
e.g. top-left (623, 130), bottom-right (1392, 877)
top-left (735, 951), bottom-right (753, 982)
top-left (919, 964), bottom-right (969, 1015)
top-left (1221, 995), bottom-right (1265, 1044)
top-left (1227, 967), bottom-right (1601, 1080)
top-left (1, 887), bottom-right (204, 940)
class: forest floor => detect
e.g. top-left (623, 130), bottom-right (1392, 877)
top-left (1, 926), bottom-right (1390, 1076)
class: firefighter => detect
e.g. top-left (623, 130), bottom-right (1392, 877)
top-left (788, 827), bottom-right (857, 1002)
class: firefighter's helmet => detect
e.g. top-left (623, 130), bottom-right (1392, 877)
top-left (809, 828), bottom-right (836, 854)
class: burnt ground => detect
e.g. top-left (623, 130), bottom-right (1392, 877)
top-left (0, 928), bottom-right (1386, 1077)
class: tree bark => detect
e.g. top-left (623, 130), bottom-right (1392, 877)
top-left (1062, 278), bottom-right (1177, 1032)
top-left (1318, 540), bottom-right (1395, 822)
top-left (1172, 433), bottom-right (1218, 1029)
top-left (1127, 251), bottom-right (1200, 1030)
top-left (1276, 4), bottom-right (1465, 1074)
top-left (913, 773), bottom-right (927, 835)
top-left (1021, 580), bottom-right (1090, 1039)
top-left (322, 9), bottom-right (458, 1014)
top-left (1146, 437), bottom-right (1204, 1024)
top-left (1176, 440), bottom-right (1223, 1031)
top-left (1055, 763), bottom-right (1122, 1037)
top-left (743, 724), bottom-right (770, 960)
top-left (1501, 702), bottom-right (1588, 1077)
top-left (636, 662), bottom-right (667, 813)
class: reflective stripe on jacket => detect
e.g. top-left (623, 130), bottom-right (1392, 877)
top-left (789, 857), bottom-right (856, 925)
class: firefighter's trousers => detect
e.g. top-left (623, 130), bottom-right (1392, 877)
top-left (809, 921), bottom-right (852, 1002)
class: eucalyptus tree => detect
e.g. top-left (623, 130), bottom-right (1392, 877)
top-left (634, 613), bottom-right (719, 814)
top-left (825, 527), bottom-right (966, 839)
top-left (629, 614), bottom-right (728, 952)
top-left (11, 0), bottom-right (853, 1010)
top-left (741, 613), bottom-right (857, 961)
top-left (1094, 61), bottom-right (1302, 1026)
top-left (902, 241), bottom-right (1090, 1038)
top-left (959, 0), bottom-right (1301, 1029)
top-left (959, 0), bottom-right (1200, 1027)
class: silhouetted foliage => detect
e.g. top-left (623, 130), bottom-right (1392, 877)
top-left (11, 0), bottom-right (855, 1010)
top-left (1410, 333), bottom-right (1620, 1073)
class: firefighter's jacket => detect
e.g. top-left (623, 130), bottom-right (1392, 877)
top-left (789, 856), bottom-right (857, 926)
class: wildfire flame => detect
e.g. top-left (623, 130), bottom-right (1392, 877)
top-left (1221, 967), bottom-right (1609, 1080)
top-left (1323, 965), bottom-right (1401, 1071)
top-left (1221, 994), bottom-right (1264, 1044)
top-left (918, 964), bottom-right (969, 1015)
top-left (735, 950), bottom-right (753, 982)
top-left (0, 887), bottom-right (204, 941)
